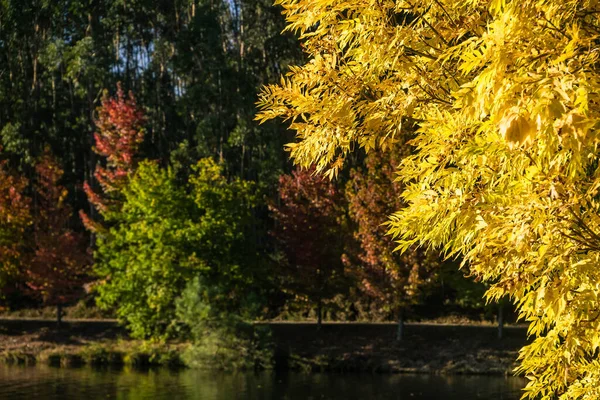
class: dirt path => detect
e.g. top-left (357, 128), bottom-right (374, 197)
top-left (267, 322), bottom-right (527, 374)
top-left (0, 318), bottom-right (125, 354)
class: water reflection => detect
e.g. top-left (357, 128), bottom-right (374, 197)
top-left (0, 364), bottom-right (525, 399)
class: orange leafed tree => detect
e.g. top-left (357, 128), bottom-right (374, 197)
top-left (81, 83), bottom-right (145, 232)
top-left (0, 148), bottom-right (31, 294)
top-left (25, 151), bottom-right (91, 323)
top-left (344, 147), bottom-right (437, 339)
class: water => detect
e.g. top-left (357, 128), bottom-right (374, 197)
top-left (0, 364), bottom-right (525, 399)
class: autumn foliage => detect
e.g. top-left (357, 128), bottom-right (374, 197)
top-left (258, 0), bottom-right (600, 397)
top-left (0, 151), bottom-right (31, 290)
top-left (81, 84), bottom-right (145, 231)
top-left (0, 147), bottom-right (90, 315)
top-left (24, 151), bottom-right (91, 310)
top-left (345, 147), bottom-right (437, 318)
top-left (270, 168), bottom-right (346, 325)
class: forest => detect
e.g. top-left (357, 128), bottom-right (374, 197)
top-left (0, 0), bottom-right (490, 341)
top-left (3, 0), bottom-right (600, 398)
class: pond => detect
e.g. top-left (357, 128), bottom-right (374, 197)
top-left (0, 364), bottom-right (525, 399)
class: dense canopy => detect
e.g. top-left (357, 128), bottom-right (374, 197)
top-left (258, 0), bottom-right (600, 398)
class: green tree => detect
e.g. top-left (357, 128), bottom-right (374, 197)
top-left (175, 276), bottom-right (273, 370)
top-left (257, 1), bottom-right (600, 397)
top-left (95, 158), bottom-right (259, 338)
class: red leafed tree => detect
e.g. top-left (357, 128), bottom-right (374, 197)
top-left (345, 147), bottom-right (438, 340)
top-left (270, 168), bottom-right (346, 328)
top-left (25, 151), bottom-right (91, 324)
top-left (81, 83), bottom-right (145, 231)
top-left (0, 149), bottom-right (31, 295)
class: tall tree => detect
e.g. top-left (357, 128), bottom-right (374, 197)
top-left (0, 0), bottom-right (301, 226)
top-left (345, 146), bottom-right (437, 339)
top-left (257, 0), bottom-right (600, 397)
top-left (25, 151), bottom-right (91, 324)
top-left (270, 168), bottom-right (346, 328)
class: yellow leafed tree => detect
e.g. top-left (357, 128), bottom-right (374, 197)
top-left (257, 0), bottom-right (600, 398)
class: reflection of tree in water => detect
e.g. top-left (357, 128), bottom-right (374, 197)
top-left (0, 364), bottom-right (524, 399)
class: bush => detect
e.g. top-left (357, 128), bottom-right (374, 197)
top-left (176, 277), bottom-right (273, 370)
top-left (182, 321), bottom-right (273, 370)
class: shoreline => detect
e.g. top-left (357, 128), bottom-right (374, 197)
top-left (0, 319), bottom-right (528, 375)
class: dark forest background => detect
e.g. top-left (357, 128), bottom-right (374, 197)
top-left (0, 0), bottom-right (507, 339)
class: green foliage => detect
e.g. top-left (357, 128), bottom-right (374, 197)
top-left (181, 322), bottom-right (273, 370)
top-left (95, 161), bottom-right (192, 338)
top-left (0, 124), bottom-right (31, 165)
top-left (95, 158), bottom-right (260, 338)
top-left (176, 277), bottom-right (273, 370)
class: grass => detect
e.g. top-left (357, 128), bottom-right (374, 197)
top-left (1, 341), bottom-right (186, 369)
top-left (0, 351), bottom-right (36, 365)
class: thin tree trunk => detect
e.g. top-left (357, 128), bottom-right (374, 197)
top-left (317, 297), bottom-right (322, 330)
top-left (396, 308), bottom-right (404, 341)
top-left (241, 143), bottom-right (245, 178)
top-left (57, 304), bottom-right (63, 327)
top-left (497, 302), bottom-right (504, 340)
top-left (218, 69), bottom-right (224, 164)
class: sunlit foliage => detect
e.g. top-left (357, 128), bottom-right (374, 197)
top-left (95, 159), bottom-right (259, 338)
top-left (81, 84), bottom-right (145, 232)
top-left (258, 0), bottom-right (600, 397)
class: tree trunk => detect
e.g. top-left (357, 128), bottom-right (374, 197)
top-left (56, 304), bottom-right (63, 328)
top-left (497, 302), bottom-right (504, 340)
top-left (396, 308), bottom-right (404, 341)
top-left (317, 297), bottom-right (322, 330)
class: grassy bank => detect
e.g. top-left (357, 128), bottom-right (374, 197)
top-left (0, 319), bottom-right (528, 375)
top-left (1, 342), bottom-right (185, 369)
top-left (0, 319), bottom-right (184, 369)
